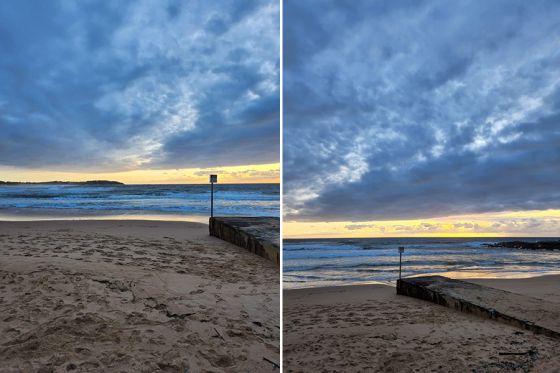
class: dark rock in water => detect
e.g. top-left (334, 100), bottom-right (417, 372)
top-left (483, 240), bottom-right (560, 251)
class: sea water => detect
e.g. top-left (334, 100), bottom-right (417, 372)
top-left (283, 237), bottom-right (560, 289)
top-left (0, 183), bottom-right (279, 221)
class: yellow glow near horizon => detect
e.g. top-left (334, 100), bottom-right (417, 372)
top-left (0, 163), bottom-right (280, 184)
top-left (284, 209), bottom-right (560, 238)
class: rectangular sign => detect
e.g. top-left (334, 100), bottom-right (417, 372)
top-left (210, 174), bottom-right (217, 183)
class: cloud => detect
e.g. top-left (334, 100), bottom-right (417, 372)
top-left (490, 218), bottom-right (559, 233)
top-left (0, 0), bottom-right (279, 172)
top-left (344, 223), bottom-right (375, 230)
top-left (284, 0), bottom-right (560, 222)
top-left (193, 167), bottom-right (279, 180)
top-left (343, 217), bottom-right (560, 235)
top-left (454, 223), bottom-right (479, 229)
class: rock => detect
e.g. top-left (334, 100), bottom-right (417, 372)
top-left (484, 240), bottom-right (560, 251)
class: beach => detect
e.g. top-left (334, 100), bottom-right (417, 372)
top-left (284, 237), bottom-right (560, 289)
top-left (283, 275), bottom-right (560, 372)
top-left (0, 220), bottom-right (279, 372)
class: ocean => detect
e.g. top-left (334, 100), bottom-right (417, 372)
top-left (283, 237), bottom-right (560, 289)
top-left (0, 183), bottom-right (279, 221)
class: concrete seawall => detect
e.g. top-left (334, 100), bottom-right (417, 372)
top-left (209, 217), bottom-right (279, 266)
top-left (397, 276), bottom-right (560, 340)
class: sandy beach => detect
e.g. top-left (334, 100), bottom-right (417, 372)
top-left (0, 220), bottom-right (279, 372)
top-left (284, 276), bottom-right (560, 372)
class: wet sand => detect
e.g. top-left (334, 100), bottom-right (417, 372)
top-left (0, 220), bottom-right (279, 372)
top-left (284, 276), bottom-right (560, 372)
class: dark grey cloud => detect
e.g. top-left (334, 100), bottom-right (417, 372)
top-left (284, 0), bottom-right (560, 221)
top-left (0, 0), bottom-right (279, 172)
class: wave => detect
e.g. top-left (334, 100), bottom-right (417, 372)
top-left (284, 238), bottom-right (560, 288)
top-left (0, 184), bottom-right (279, 217)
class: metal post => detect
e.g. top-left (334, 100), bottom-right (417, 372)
top-left (398, 246), bottom-right (404, 280)
top-left (209, 174), bottom-right (217, 218)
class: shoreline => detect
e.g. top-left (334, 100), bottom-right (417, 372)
top-left (0, 212), bottom-right (211, 224)
top-left (285, 273), bottom-right (560, 294)
top-left (0, 211), bottom-right (280, 223)
top-left (0, 219), bottom-right (279, 371)
top-left (284, 272), bottom-right (560, 291)
top-left (284, 237), bottom-right (560, 293)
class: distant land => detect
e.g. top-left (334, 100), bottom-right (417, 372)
top-left (0, 180), bottom-right (124, 185)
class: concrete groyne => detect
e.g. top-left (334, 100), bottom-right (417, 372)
top-left (209, 217), bottom-right (279, 266)
top-left (397, 276), bottom-right (560, 340)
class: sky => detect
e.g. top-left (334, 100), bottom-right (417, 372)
top-left (0, 0), bottom-right (279, 184)
top-left (284, 0), bottom-right (560, 237)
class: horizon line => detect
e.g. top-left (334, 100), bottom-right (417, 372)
top-left (283, 234), bottom-right (560, 240)
top-left (0, 180), bottom-right (280, 185)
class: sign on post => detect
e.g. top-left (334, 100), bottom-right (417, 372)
top-left (210, 174), bottom-right (217, 217)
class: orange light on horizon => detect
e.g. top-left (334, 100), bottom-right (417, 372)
top-left (284, 209), bottom-right (560, 238)
top-left (0, 163), bottom-right (280, 185)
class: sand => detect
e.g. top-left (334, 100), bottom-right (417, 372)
top-left (0, 220), bottom-right (279, 372)
top-left (284, 276), bottom-right (560, 372)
